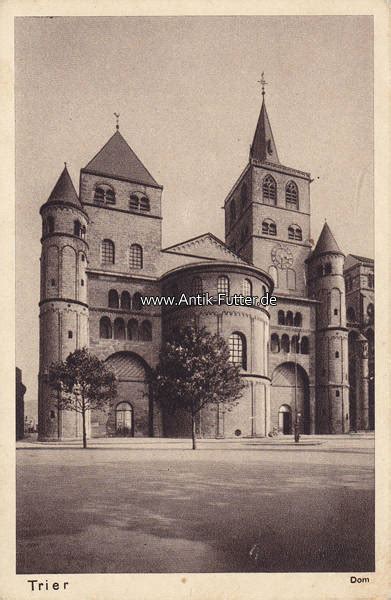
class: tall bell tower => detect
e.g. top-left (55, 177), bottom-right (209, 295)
top-left (38, 166), bottom-right (89, 440)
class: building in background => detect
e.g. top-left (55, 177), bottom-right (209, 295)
top-left (16, 367), bottom-right (26, 440)
top-left (37, 91), bottom-right (374, 440)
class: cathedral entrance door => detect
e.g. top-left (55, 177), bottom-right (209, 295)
top-left (278, 404), bottom-right (292, 434)
top-left (115, 402), bottom-right (133, 437)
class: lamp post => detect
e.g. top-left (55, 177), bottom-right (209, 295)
top-left (294, 330), bottom-right (301, 443)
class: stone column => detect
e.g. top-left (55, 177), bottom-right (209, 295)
top-left (357, 337), bottom-right (369, 430)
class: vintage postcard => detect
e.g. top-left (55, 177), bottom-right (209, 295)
top-left (1, 1), bottom-right (390, 599)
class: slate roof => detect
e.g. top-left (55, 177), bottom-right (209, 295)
top-left (250, 98), bottom-right (280, 163)
top-left (44, 166), bottom-right (83, 209)
top-left (312, 222), bottom-right (343, 257)
top-left (83, 130), bottom-right (159, 187)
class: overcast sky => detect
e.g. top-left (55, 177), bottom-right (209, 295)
top-left (15, 16), bottom-right (373, 411)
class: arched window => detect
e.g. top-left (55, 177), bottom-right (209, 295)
top-left (129, 244), bottom-right (143, 269)
top-left (94, 184), bottom-right (115, 204)
top-left (271, 333), bottom-right (280, 353)
top-left (129, 194), bottom-right (139, 210)
top-left (285, 181), bottom-right (299, 209)
top-left (140, 320), bottom-right (152, 341)
top-left (367, 303), bottom-right (374, 323)
top-left (132, 292), bottom-right (142, 311)
top-left (47, 216), bottom-right (55, 234)
top-left (114, 318), bottom-right (126, 340)
top-left (108, 289), bottom-right (119, 308)
top-left (278, 310), bottom-right (285, 325)
top-left (191, 277), bottom-right (203, 296)
top-left (127, 319), bottom-right (138, 340)
top-left (101, 239), bottom-right (115, 264)
top-left (262, 219), bottom-right (277, 236)
top-left (228, 332), bottom-right (247, 370)
top-left (140, 196), bottom-right (150, 211)
top-left (325, 262), bottom-right (332, 275)
top-left (121, 291), bottom-right (131, 310)
top-left (368, 273), bottom-right (374, 288)
top-left (281, 334), bottom-right (290, 353)
top-left (217, 275), bottom-right (230, 296)
top-left (99, 317), bottom-right (112, 339)
top-left (300, 336), bottom-right (309, 354)
top-left (73, 220), bottom-right (81, 237)
top-left (293, 312), bottom-right (302, 327)
top-left (291, 335), bottom-right (300, 353)
top-left (286, 311), bottom-right (293, 326)
top-left (242, 279), bottom-right (252, 297)
top-left (288, 225), bottom-right (302, 240)
top-left (347, 307), bottom-right (356, 322)
top-left (241, 183), bottom-right (248, 209)
top-left (230, 199), bottom-right (236, 223)
top-left (287, 269), bottom-right (296, 290)
top-left (262, 175), bottom-right (277, 205)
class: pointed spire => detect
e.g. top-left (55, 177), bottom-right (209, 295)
top-left (45, 165), bottom-right (82, 209)
top-left (312, 222), bottom-right (344, 257)
top-left (84, 130), bottom-right (159, 187)
top-left (250, 95), bottom-right (279, 163)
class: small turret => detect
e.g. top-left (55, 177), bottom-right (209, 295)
top-left (308, 222), bottom-right (349, 433)
top-left (38, 166), bottom-right (89, 440)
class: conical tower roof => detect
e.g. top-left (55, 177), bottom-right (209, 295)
top-left (250, 97), bottom-right (279, 163)
top-left (312, 222), bottom-right (344, 257)
top-left (44, 165), bottom-right (82, 209)
top-left (83, 130), bottom-right (159, 187)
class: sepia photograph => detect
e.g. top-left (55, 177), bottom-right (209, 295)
top-left (6, 5), bottom-right (388, 599)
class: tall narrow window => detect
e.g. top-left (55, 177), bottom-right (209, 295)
top-left (281, 334), bottom-right (290, 353)
top-left (368, 273), bottom-right (374, 288)
top-left (129, 244), bottom-right (143, 269)
top-left (99, 317), bottom-right (112, 339)
top-left (286, 311), bottom-right (293, 326)
top-left (293, 312), bottom-right (302, 327)
top-left (285, 181), bottom-right (299, 209)
top-left (291, 335), bottom-right (300, 353)
top-left (127, 319), bottom-right (138, 340)
top-left (191, 277), bottom-right (203, 296)
top-left (217, 275), bottom-right (230, 296)
top-left (140, 320), bottom-right (152, 341)
top-left (287, 269), bottom-right (296, 290)
top-left (271, 333), bottom-right (280, 353)
top-left (73, 220), bottom-right (81, 237)
top-left (47, 216), bottom-right (55, 234)
top-left (121, 291), bottom-right (131, 310)
top-left (101, 239), bottom-right (115, 264)
top-left (242, 279), bottom-right (252, 297)
top-left (301, 336), bottom-right (309, 354)
top-left (262, 175), bottom-right (277, 205)
top-left (278, 310), bottom-right (285, 325)
top-left (325, 263), bottom-right (332, 275)
top-left (113, 318), bottom-right (126, 340)
top-left (108, 289), bottom-right (119, 308)
top-left (228, 332), bottom-right (247, 370)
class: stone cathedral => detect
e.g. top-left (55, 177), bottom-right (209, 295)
top-left (38, 92), bottom-right (374, 440)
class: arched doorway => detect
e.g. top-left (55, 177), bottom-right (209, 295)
top-left (93, 352), bottom-right (152, 437)
top-left (115, 402), bottom-right (133, 436)
top-left (278, 404), bottom-right (292, 434)
top-left (271, 362), bottom-right (310, 434)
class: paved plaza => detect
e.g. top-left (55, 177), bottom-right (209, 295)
top-left (16, 435), bottom-right (374, 574)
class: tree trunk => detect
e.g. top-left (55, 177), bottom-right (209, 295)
top-left (191, 413), bottom-right (197, 450)
top-left (81, 399), bottom-right (87, 449)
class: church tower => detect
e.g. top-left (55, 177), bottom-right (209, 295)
top-left (307, 222), bottom-right (349, 433)
top-left (38, 166), bottom-right (89, 440)
top-left (224, 82), bottom-right (312, 296)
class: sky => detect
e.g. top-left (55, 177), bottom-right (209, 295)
top-left (15, 16), bottom-right (373, 412)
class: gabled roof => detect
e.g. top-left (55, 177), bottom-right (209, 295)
top-left (250, 98), bottom-right (280, 163)
top-left (312, 222), bottom-right (343, 257)
top-left (83, 130), bottom-right (159, 187)
top-left (162, 233), bottom-right (248, 264)
top-left (44, 166), bottom-right (83, 209)
top-left (349, 254), bottom-right (374, 264)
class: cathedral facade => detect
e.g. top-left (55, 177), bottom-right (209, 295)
top-left (37, 95), bottom-right (374, 440)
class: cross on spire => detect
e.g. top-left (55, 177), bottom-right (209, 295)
top-left (258, 72), bottom-right (268, 97)
top-left (114, 112), bottom-right (120, 130)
